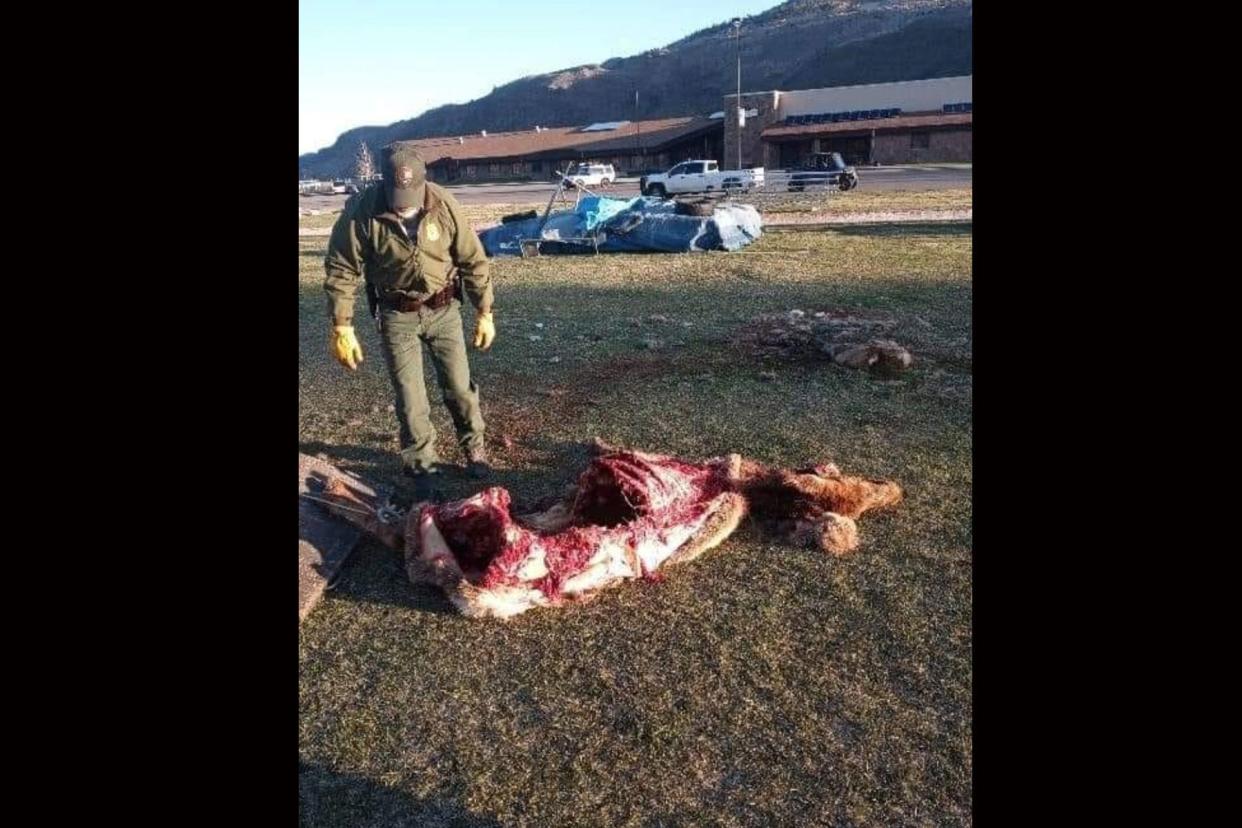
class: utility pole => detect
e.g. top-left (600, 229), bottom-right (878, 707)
top-left (635, 89), bottom-right (642, 171)
top-left (732, 18), bottom-right (743, 170)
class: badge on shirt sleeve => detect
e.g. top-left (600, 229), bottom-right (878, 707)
top-left (425, 221), bottom-right (440, 242)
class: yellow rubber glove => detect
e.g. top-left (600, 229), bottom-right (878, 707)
top-left (473, 312), bottom-right (496, 351)
top-left (331, 325), bottom-right (363, 370)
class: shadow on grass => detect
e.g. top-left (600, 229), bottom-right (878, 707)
top-left (300, 762), bottom-right (503, 827)
top-left (328, 537), bottom-right (462, 616)
top-left (300, 441), bottom-right (392, 484)
top-left (299, 438), bottom-right (592, 510)
top-left (823, 221), bottom-right (972, 238)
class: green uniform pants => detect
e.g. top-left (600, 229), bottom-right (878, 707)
top-left (378, 299), bottom-right (486, 473)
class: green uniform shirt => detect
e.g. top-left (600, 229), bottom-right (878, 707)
top-left (324, 182), bottom-right (493, 326)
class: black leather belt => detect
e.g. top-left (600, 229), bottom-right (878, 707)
top-left (384, 282), bottom-right (455, 313)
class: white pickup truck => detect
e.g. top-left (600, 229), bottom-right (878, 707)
top-left (640, 160), bottom-right (764, 198)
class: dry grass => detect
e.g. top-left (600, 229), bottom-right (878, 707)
top-left (298, 219), bottom-right (972, 826)
top-left (299, 211), bottom-right (347, 230)
top-left (749, 187), bottom-right (973, 215)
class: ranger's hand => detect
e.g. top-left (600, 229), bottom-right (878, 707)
top-left (473, 312), bottom-right (495, 351)
top-left (331, 325), bottom-right (364, 370)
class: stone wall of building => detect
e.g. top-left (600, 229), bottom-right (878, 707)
top-left (723, 91), bottom-right (781, 169)
top-left (872, 128), bottom-right (972, 165)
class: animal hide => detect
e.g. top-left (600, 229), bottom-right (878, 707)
top-left (319, 442), bottom-right (901, 619)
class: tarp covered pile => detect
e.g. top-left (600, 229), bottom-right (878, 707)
top-left (479, 196), bottom-right (763, 256)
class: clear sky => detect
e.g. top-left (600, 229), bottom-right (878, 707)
top-left (299, 0), bottom-right (781, 154)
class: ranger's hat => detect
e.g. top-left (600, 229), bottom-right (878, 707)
top-left (381, 142), bottom-right (427, 211)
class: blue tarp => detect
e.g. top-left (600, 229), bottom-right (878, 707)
top-left (479, 196), bottom-right (762, 256)
top-left (578, 195), bottom-right (637, 230)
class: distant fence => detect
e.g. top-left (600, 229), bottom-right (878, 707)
top-left (756, 169), bottom-right (849, 193)
top-left (642, 169), bottom-right (851, 199)
top-left (299, 177), bottom-right (379, 195)
top-left (657, 169), bottom-right (848, 209)
top-left (299, 181), bottom-right (335, 195)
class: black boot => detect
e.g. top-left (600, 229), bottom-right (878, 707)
top-left (403, 466), bottom-right (443, 502)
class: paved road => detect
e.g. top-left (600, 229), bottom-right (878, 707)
top-left (298, 164), bottom-right (971, 212)
top-left (852, 164), bottom-right (971, 192)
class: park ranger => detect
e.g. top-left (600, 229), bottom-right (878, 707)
top-left (324, 142), bottom-right (496, 499)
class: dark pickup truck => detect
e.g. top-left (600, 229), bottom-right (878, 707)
top-left (788, 152), bottom-right (859, 192)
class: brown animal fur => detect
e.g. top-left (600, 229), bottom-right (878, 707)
top-left (732, 459), bottom-right (902, 555)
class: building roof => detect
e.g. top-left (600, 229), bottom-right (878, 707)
top-left (405, 116), bottom-right (721, 165)
top-left (569, 118), bottom-right (719, 155)
top-left (762, 111), bottom-right (972, 139)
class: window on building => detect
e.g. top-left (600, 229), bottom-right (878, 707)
top-left (532, 161), bottom-right (542, 172)
top-left (513, 162), bottom-right (524, 175)
top-left (910, 132), bottom-right (931, 150)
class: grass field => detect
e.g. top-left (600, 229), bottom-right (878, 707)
top-left (299, 192), bottom-right (972, 826)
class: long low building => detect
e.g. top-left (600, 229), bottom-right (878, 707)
top-left (725, 75), bottom-right (972, 168)
top-left (361, 75), bottom-right (970, 184)
top-left (403, 117), bottom-right (724, 184)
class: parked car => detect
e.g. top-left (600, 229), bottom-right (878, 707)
top-left (787, 152), bottom-right (858, 192)
top-left (640, 160), bottom-right (764, 198)
top-left (330, 180), bottom-right (348, 194)
top-left (562, 163), bottom-right (616, 188)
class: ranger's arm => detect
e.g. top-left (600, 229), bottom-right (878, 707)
top-left (445, 193), bottom-right (493, 313)
top-left (323, 198), bottom-right (367, 326)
